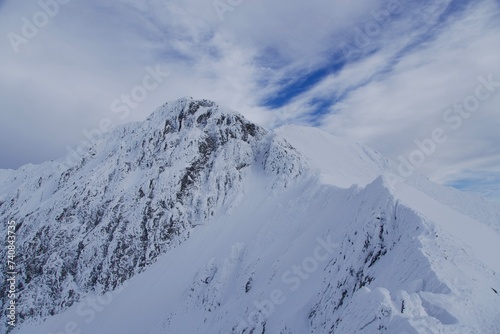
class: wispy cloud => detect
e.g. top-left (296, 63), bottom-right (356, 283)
top-left (0, 0), bottom-right (499, 201)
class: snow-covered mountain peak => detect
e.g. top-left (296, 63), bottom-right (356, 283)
top-left (1, 98), bottom-right (499, 334)
top-left (145, 97), bottom-right (261, 139)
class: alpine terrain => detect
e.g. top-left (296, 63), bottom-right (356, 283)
top-left (1, 97), bottom-right (499, 334)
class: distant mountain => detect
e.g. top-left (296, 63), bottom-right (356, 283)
top-left (1, 98), bottom-right (499, 334)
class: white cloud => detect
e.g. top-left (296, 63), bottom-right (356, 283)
top-left (317, 0), bottom-right (500, 199)
top-left (0, 0), bottom-right (499, 201)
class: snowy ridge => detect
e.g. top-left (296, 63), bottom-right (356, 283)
top-left (1, 98), bottom-right (499, 334)
top-left (0, 97), bottom-right (280, 326)
top-left (274, 125), bottom-right (393, 188)
top-left (404, 174), bottom-right (500, 234)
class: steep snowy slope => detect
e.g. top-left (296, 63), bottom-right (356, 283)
top-left (0, 98), bottom-right (273, 325)
top-left (274, 125), bottom-right (393, 188)
top-left (1, 98), bottom-right (499, 334)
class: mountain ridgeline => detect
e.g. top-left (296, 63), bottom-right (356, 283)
top-left (1, 98), bottom-right (499, 334)
top-left (0, 98), bottom-right (303, 323)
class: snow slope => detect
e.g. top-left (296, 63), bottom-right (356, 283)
top-left (274, 125), bottom-right (393, 188)
top-left (1, 98), bottom-right (499, 334)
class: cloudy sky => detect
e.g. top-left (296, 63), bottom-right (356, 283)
top-left (1, 0), bottom-right (499, 202)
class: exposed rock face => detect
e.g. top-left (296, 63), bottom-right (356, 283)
top-left (0, 98), bottom-right (306, 324)
top-left (2, 98), bottom-right (499, 334)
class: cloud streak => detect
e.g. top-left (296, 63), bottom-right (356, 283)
top-left (0, 0), bottom-right (499, 201)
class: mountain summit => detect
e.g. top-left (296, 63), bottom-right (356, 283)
top-left (1, 98), bottom-right (499, 334)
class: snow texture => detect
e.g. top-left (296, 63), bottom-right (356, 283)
top-left (0, 98), bottom-right (499, 334)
